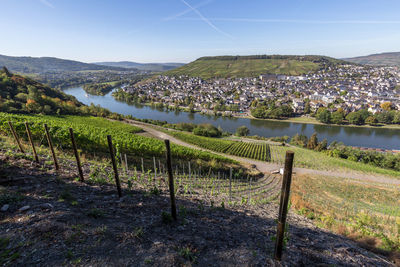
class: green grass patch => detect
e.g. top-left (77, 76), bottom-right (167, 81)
top-left (270, 145), bottom-right (400, 177)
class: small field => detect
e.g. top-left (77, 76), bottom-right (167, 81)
top-left (269, 145), bottom-right (400, 177)
top-left (291, 174), bottom-right (400, 254)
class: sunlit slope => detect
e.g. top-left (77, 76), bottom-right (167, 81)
top-left (165, 55), bottom-right (347, 79)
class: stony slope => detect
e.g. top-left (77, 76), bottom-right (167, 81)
top-left (0, 140), bottom-right (395, 266)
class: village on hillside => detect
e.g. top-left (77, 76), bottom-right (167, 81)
top-left (121, 65), bottom-right (400, 117)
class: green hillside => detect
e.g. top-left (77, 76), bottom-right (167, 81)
top-left (164, 55), bottom-right (347, 79)
top-left (0, 67), bottom-right (120, 118)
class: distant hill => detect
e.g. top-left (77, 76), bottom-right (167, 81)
top-left (164, 55), bottom-right (348, 79)
top-left (0, 54), bottom-right (128, 74)
top-left (94, 61), bottom-right (184, 72)
top-left (344, 52), bottom-right (400, 66)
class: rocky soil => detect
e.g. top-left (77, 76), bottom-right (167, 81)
top-left (0, 148), bottom-right (396, 266)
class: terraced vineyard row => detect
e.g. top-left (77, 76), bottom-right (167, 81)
top-left (225, 142), bottom-right (271, 161)
top-left (0, 112), bottom-right (235, 164)
top-left (170, 131), bottom-right (272, 162)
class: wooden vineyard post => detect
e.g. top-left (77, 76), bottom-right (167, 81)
top-left (8, 121), bottom-right (24, 153)
top-left (248, 177), bottom-right (252, 204)
top-left (69, 128), bottom-right (84, 182)
top-left (274, 151), bottom-right (294, 261)
top-left (120, 153), bottom-right (124, 171)
top-left (229, 167), bottom-right (232, 201)
top-left (164, 140), bottom-right (177, 221)
top-left (44, 124), bottom-right (59, 170)
top-left (107, 135), bottom-right (122, 198)
top-left (24, 122), bottom-right (39, 163)
top-left (124, 154), bottom-right (128, 174)
top-left (188, 161), bottom-right (192, 197)
top-left (217, 172), bottom-right (220, 195)
top-left (153, 156), bottom-right (157, 185)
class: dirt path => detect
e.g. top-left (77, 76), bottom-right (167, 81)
top-left (126, 119), bottom-right (400, 185)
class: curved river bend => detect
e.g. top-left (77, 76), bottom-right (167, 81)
top-left (64, 87), bottom-right (400, 150)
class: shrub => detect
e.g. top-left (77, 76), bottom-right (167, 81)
top-left (235, 126), bottom-right (250, 136)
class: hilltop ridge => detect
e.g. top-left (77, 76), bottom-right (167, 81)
top-left (344, 52), bottom-right (400, 66)
top-left (164, 55), bottom-right (350, 79)
top-left (94, 61), bottom-right (184, 72)
top-left (0, 54), bottom-right (129, 74)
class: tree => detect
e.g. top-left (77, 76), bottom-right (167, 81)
top-left (307, 133), bottom-right (318, 150)
top-left (290, 134), bottom-right (308, 147)
top-left (188, 103), bottom-right (195, 113)
top-left (1, 66), bottom-right (11, 77)
top-left (316, 108), bottom-right (331, 124)
top-left (380, 102), bottom-right (393, 111)
top-left (331, 110), bottom-right (344, 124)
top-left (236, 126), bottom-right (250, 136)
top-left (365, 116), bottom-right (377, 125)
top-left (358, 109), bottom-right (371, 121)
top-left (304, 101), bottom-right (311, 114)
top-left (393, 112), bottom-right (400, 124)
top-left (316, 138), bottom-right (328, 151)
top-left (250, 106), bottom-right (267, 118)
top-left (376, 112), bottom-right (394, 124)
top-left (27, 85), bottom-right (41, 102)
top-left (193, 124), bottom-right (222, 137)
top-left (279, 105), bottom-right (294, 117)
top-left (346, 111), bottom-right (364, 125)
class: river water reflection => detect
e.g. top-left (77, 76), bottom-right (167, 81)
top-left (63, 86), bottom-right (400, 150)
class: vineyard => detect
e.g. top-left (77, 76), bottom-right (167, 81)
top-left (0, 112), bottom-right (236, 165)
top-left (170, 131), bottom-right (273, 162)
top-left (0, 113), bottom-right (283, 207)
top-left (2, 112), bottom-right (400, 264)
top-left (167, 131), bottom-right (283, 166)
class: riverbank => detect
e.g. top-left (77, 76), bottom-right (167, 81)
top-left (235, 113), bottom-right (400, 130)
top-left (62, 86), bottom-right (400, 150)
top-left (109, 88), bottom-right (400, 130)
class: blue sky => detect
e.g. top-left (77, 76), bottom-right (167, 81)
top-left (1, 0), bottom-right (400, 63)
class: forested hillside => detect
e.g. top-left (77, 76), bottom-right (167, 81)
top-left (0, 67), bottom-right (120, 118)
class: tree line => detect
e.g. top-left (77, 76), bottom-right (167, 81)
top-left (315, 103), bottom-right (400, 125)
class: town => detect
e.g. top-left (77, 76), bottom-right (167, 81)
top-left (120, 64), bottom-right (400, 120)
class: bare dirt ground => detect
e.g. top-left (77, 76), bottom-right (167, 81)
top-left (124, 119), bottom-right (400, 185)
top-left (0, 147), bottom-right (395, 266)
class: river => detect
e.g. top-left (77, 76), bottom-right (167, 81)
top-left (63, 86), bottom-right (400, 150)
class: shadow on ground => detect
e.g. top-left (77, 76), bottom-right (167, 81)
top-left (0, 156), bottom-right (393, 266)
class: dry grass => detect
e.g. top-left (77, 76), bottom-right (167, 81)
top-left (291, 174), bottom-right (400, 254)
